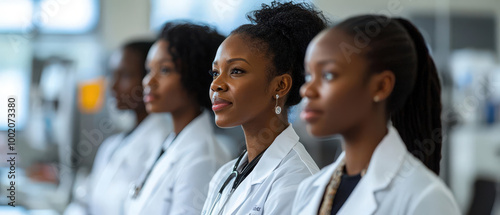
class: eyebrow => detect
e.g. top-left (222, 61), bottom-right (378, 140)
top-left (213, 58), bottom-right (250, 66)
top-left (316, 59), bottom-right (336, 66)
top-left (305, 59), bottom-right (338, 72)
top-left (145, 58), bottom-right (174, 67)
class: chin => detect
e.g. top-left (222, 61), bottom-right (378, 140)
top-left (306, 125), bottom-right (334, 138)
top-left (214, 115), bottom-right (238, 128)
top-left (145, 104), bottom-right (159, 113)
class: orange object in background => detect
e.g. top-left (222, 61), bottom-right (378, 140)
top-left (27, 163), bottom-right (59, 184)
top-left (78, 77), bottom-right (106, 114)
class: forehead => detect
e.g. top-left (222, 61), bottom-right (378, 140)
top-left (306, 28), bottom-right (366, 66)
top-left (214, 34), bottom-right (268, 63)
top-left (110, 49), bottom-right (140, 68)
top-left (147, 40), bottom-right (172, 62)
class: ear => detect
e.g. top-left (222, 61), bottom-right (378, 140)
top-left (370, 70), bottom-right (395, 102)
top-left (272, 73), bottom-right (293, 98)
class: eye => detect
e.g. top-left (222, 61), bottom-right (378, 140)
top-left (209, 69), bottom-right (220, 79)
top-left (160, 67), bottom-right (172, 74)
top-left (230, 68), bottom-right (244, 75)
top-left (322, 72), bottom-right (335, 81)
top-left (305, 73), bottom-right (312, 83)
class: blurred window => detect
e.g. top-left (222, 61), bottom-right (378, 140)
top-left (0, 0), bottom-right (99, 34)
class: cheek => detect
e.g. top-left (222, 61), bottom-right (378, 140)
top-left (157, 77), bottom-right (186, 109)
top-left (326, 84), bottom-right (365, 111)
top-left (216, 79), bottom-right (270, 127)
top-left (322, 83), bottom-right (372, 129)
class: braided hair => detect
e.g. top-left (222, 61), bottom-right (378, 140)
top-left (336, 15), bottom-right (443, 174)
top-left (231, 1), bottom-right (328, 107)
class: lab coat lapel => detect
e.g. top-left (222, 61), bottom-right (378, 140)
top-left (121, 114), bottom-right (171, 168)
top-left (337, 125), bottom-right (407, 215)
top-left (134, 111), bottom-right (212, 214)
top-left (298, 153), bottom-right (345, 214)
top-left (93, 114), bottom-right (169, 196)
top-left (224, 172), bottom-right (253, 214)
top-left (91, 134), bottom-right (127, 197)
top-left (225, 125), bottom-right (299, 214)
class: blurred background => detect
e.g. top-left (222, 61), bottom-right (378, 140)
top-left (0, 0), bottom-right (499, 214)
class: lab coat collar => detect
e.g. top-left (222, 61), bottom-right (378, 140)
top-left (121, 113), bottom-right (171, 163)
top-left (164, 110), bottom-right (213, 158)
top-left (125, 113), bottom-right (162, 143)
top-left (131, 110), bottom-right (212, 214)
top-left (307, 125), bottom-right (407, 214)
top-left (225, 124), bottom-right (299, 214)
top-left (305, 153), bottom-right (345, 213)
top-left (249, 124), bottom-right (299, 184)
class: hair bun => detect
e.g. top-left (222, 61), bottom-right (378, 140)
top-left (231, 1), bottom-right (327, 107)
top-left (249, 1), bottom-right (327, 45)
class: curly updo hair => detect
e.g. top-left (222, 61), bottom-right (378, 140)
top-left (231, 1), bottom-right (328, 107)
top-left (158, 22), bottom-right (225, 110)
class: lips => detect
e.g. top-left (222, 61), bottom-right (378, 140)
top-left (300, 106), bottom-right (323, 123)
top-left (212, 97), bottom-right (232, 112)
top-left (143, 93), bottom-right (159, 103)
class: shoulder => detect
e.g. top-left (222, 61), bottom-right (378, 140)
top-left (388, 154), bottom-right (460, 214)
top-left (262, 142), bottom-right (320, 194)
top-left (394, 154), bottom-right (450, 193)
top-left (298, 161), bottom-right (336, 191)
top-left (178, 131), bottom-right (231, 163)
top-left (277, 141), bottom-right (320, 176)
top-left (95, 133), bottom-right (123, 158)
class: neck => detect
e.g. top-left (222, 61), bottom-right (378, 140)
top-left (341, 113), bottom-right (388, 176)
top-left (241, 111), bottom-right (288, 162)
top-left (171, 105), bottom-right (202, 135)
top-left (134, 107), bottom-right (148, 126)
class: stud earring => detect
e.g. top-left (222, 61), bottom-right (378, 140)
top-left (373, 96), bottom-right (380, 102)
top-left (275, 94), bottom-right (281, 114)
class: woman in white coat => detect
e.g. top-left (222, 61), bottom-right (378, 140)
top-left (293, 15), bottom-right (460, 214)
top-left (123, 22), bottom-right (231, 215)
top-left (64, 41), bottom-right (172, 215)
top-left (201, 2), bottom-right (328, 214)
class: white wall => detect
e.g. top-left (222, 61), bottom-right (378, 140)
top-left (99, 0), bottom-right (154, 53)
top-left (313, 0), bottom-right (500, 54)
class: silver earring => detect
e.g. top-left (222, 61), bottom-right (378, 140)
top-left (275, 94), bottom-right (281, 114)
top-left (373, 96), bottom-right (380, 102)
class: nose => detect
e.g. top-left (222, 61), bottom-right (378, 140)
top-left (300, 79), bottom-right (319, 99)
top-left (143, 72), bottom-right (157, 89)
top-left (210, 75), bottom-right (228, 92)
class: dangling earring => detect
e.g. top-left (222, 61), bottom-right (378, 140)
top-left (275, 94), bottom-right (281, 115)
top-left (373, 95), bottom-right (380, 102)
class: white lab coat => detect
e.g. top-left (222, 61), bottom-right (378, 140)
top-left (202, 124), bottom-right (319, 215)
top-left (124, 110), bottom-right (231, 215)
top-left (292, 125), bottom-right (461, 215)
top-left (87, 113), bottom-right (172, 215)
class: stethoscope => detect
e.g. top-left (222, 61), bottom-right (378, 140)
top-left (207, 149), bottom-right (265, 215)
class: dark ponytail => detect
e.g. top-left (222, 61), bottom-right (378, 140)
top-left (391, 18), bottom-right (442, 175)
top-left (336, 15), bottom-right (442, 175)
